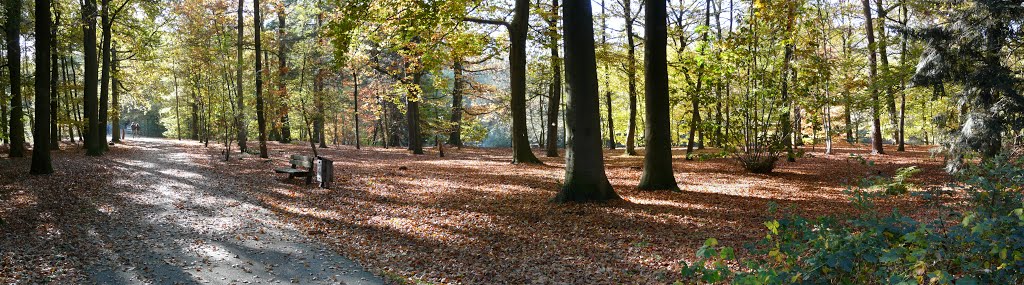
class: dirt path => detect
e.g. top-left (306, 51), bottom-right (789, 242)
top-left (84, 138), bottom-right (383, 285)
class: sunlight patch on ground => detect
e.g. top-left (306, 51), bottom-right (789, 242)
top-left (279, 204), bottom-right (339, 219)
top-left (625, 197), bottom-right (723, 210)
top-left (418, 159), bottom-right (508, 167)
top-left (268, 187), bottom-right (306, 198)
top-left (115, 159), bottom-right (158, 169)
top-left (367, 215), bottom-right (472, 245)
top-left (158, 169), bottom-right (204, 180)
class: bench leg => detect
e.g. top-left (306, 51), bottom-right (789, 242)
top-left (305, 174), bottom-right (312, 185)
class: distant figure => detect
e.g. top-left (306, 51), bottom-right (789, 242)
top-left (131, 122), bottom-right (141, 138)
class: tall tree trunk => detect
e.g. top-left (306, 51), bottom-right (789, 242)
top-left (897, 0), bottom-right (907, 151)
top-left (31, 0), bottom-right (53, 174)
top-left (861, 0), bottom-right (884, 154)
top-left (554, 0), bottom-right (619, 203)
top-left (83, 0), bottom-right (101, 155)
top-left (255, 0), bottom-right (268, 158)
top-left (841, 28), bottom-right (854, 143)
top-left (236, 0), bottom-right (247, 152)
top-left (793, 105), bottom-right (803, 146)
top-left (388, 99), bottom-right (401, 147)
top-left (173, 72), bottom-right (180, 140)
top-left (277, 2), bottom-right (291, 143)
top-left (780, 0), bottom-right (796, 161)
top-left (509, 0), bottom-right (541, 164)
top-left (819, 0), bottom-right (833, 154)
top-left (353, 71), bottom-right (361, 149)
top-left (600, 0), bottom-right (615, 150)
top-left (315, 70), bottom-right (327, 148)
top-left (638, 0), bottom-right (679, 191)
top-left (67, 57), bottom-right (84, 143)
top-left (875, 0), bottom-right (899, 140)
top-left (406, 72), bottom-right (423, 154)
top-left (686, 0), bottom-right (712, 159)
top-left (449, 60), bottom-right (463, 147)
top-left (545, 0), bottom-right (561, 157)
top-left (111, 45), bottom-right (121, 143)
top-left (191, 90), bottom-right (200, 140)
top-left (5, 0), bottom-right (25, 157)
top-left (622, 0), bottom-right (637, 156)
top-left (49, 9), bottom-right (60, 149)
top-left (604, 91), bottom-right (614, 149)
top-left (100, 0), bottom-right (110, 149)
top-left (712, 0), bottom-right (724, 148)
top-left (1, 76), bottom-right (6, 146)
top-left (60, 56), bottom-right (74, 143)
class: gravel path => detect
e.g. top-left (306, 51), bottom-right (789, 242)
top-left (85, 138), bottom-right (384, 285)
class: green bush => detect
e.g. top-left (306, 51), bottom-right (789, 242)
top-left (678, 157), bottom-right (1024, 284)
top-left (866, 166), bottom-right (923, 195)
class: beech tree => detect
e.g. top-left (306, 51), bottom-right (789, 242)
top-left (637, 0), bottom-right (678, 191)
top-left (464, 0), bottom-right (542, 164)
top-left (619, 0), bottom-right (638, 156)
top-left (5, 0), bottom-right (25, 157)
top-left (543, 0), bottom-right (561, 158)
top-left (554, 0), bottom-right (619, 203)
top-left (83, 0), bottom-right (102, 156)
top-left (236, 0), bottom-right (247, 152)
top-left (861, 0), bottom-right (884, 154)
top-left (255, 0), bottom-right (268, 158)
top-left (30, 0), bottom-right (53, 174)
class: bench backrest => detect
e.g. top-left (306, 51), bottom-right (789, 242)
top-left (289, 155), bottom-right (312, 168)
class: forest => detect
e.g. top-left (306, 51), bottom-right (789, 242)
top-left (1, 0), bottom-right (1023, 283)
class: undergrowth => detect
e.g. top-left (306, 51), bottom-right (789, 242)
top-left (678, 157), bottom-right (1024, 284)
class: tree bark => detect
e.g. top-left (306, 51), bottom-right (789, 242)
top-left (236, 0), bottom-right (248, 152)
top-left (600, 0), bottom-right (615, 150)
top-left (509, 0), bottom-right (542, 164)
top-left (638, 0), bottom-right (679, 191)
top-left (100, 0), bottom-right (110, 149)
top-left (277, 2), bottom-right (291, 143)
top-left (780, 1), bottom-right (796, 161)
top-left (60, 56), bottom-right (75, 143)
top-left (353, 70), bottom-right (361, 149)
top-left (861, 0), bottom-right (884, 154)
top-left (50, 9), bottom-right (60, 148)
top-left (83, 0), bottom-right (102, 156)
top-left (449, 60), bottom-right (463, 147)
top-left (405, 72), bottom-right (423, 154)
top-left (622, 0), bottom-right (637, 156)
top-left (31, 0), bottom-right (53, 174)
top-left (686, 0), bottom-right (713, 159)
top-left (5, 0), bottom-right (25, 157)
top-left (554, 0), bottom-right (619, 203)
top-left (111, 46), bottom-right (120, 143)
top-left (191, 89), bottom-right (200, 140)
top-left (314, 70), bottom-right (327, 148)
top-left (545, 0), bottom-right (561, 157)
top-left (897, 0), bottom-right (907, 151)
top-left (841, 27), bottom-right (854, 144)
top-left (875, 0), bottom-right (899, 141)
top-left (255, 0), bottom-right (268, 158)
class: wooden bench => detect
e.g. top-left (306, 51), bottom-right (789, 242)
top-left (274, 155), bottom-right (314, 184)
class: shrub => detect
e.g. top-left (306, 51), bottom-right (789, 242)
top-left (678, 157), bottom-right (1024, 284)
top-left (867, 166), bottom-right (923, 195)
top-left (736, 154), bottom-right (779, 174)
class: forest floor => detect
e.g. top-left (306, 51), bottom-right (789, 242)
top-left (214, 140), bottom-right (953, 284)
top-left (0, 138), bottom-right (383, 284)
top-left (1, 138), bottom-right (953, 284)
